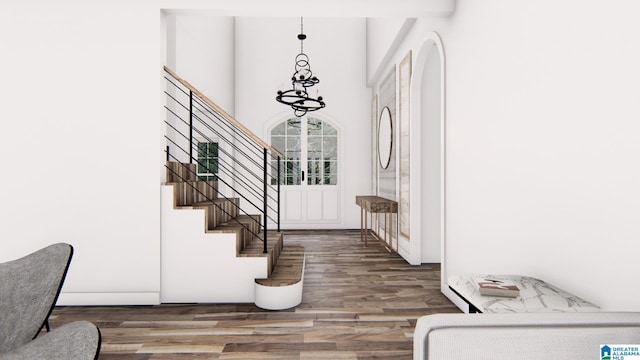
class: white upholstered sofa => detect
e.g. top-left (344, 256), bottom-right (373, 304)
top-left (413, 312), bottom-right (640, 360)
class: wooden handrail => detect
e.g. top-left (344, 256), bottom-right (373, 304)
top-left (163, 66), bottom-right (284, 158)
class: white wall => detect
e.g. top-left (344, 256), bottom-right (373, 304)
top-left (368, 0), bottom-right (640, 311)
top-left (0, 1), bottom-right (162, 304)
top-left (366, 18), bottom-right (408, 83)
top-left (235, 17), bottom-right (371, 229)
top-left (168, 15), bottom-right (236, 114)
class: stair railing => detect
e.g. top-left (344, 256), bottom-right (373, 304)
top-left (163, 66), bottom-right (282, 254)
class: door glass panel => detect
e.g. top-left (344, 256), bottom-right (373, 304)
top-left (307, 160), bottom-right (320, 185)
top-left (286, 137), bottom-right (301, 152)
top-left (271, 136), bottom-right (285, 154)
top-left (323, 123), bottom-right (337, 136)
top-left (272, 122), bottom-right (285, 135)
top-left (286, 119), bottom-right (301, 135)
top-left (307, 137), bottom-right (321, 157)
top-left (323, 137), bottom-right (337, 160)
top-left (324, 161), bottom-right (337, 185)
top-left (307, 118), bottom-right (322, 135)
top-left (306, 119), bottom-right (337, 186)
top-left (271, 118), bottom-right (302, 185)
top-left (307, 134), bottom-right (321, 185)
top-left (286, 160), bottom-right (300, 185)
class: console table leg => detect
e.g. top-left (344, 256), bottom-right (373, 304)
top-left (364, 209), bottom-right (369, 247)
top-left (388, 213), bottom-right (392, 251)
top-left (387, 213), bottom-right (391, 248)
top-left (360, 207), bottom-right (364, 243)
top-left (394, 212), bottom-right (398, 252)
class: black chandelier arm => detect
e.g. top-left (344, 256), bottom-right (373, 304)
top-left (276, 89), bottom-right (308, 106)
top-left (291, 97), bottom-right (325, 112)
top-left (293, 75), bottom-right (319, 88)
top-left (276, 89), bottom-right (325, 111)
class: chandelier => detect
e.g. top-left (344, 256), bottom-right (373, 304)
top-left (276, 17), bottom-right (326, 117)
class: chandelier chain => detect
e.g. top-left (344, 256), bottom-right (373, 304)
top-left (300, 17), bottom-right (304, 54)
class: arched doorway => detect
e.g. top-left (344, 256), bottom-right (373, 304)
top-left (410, 32), bottom-right (447, 288)
top-left (420, 39), bottom-right (443, 263)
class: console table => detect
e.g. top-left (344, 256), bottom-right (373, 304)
top-left (448, 274), bottom-right (600, 313)
top-left (355, 195), bottom-right (398, 252)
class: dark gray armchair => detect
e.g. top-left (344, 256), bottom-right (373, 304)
top-left (0, 243), bottom-right (101, 360)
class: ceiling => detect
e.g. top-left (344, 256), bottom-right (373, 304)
top-left (161, 0), bottom-right (455, 18)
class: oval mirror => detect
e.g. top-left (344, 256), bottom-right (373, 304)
top-left (378, 107), bottom-right (393, 169)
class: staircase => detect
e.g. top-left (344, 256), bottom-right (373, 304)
top-left (161, 67), bottom-right (304, 310)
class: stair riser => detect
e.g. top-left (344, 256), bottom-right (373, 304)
top-left (166, 162), bottom-right (197, 183)
top-left (173, 182), bottom-right (218, 207)
top-left (204, 199), bottom-right (240, 230)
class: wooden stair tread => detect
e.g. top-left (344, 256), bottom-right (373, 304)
top-left (184, 201), bottom-right (235, 211)
top-left (240, 231), bottom-right (281, 256)
top-left (192, 198), bottom-right (233, 207)
top-left (221, 214), bottom-right (260, 224)
top-left (215, 216), bottom-right (259, 234)
top-left (205, 228), bottom-right (242, 234)
top-left (255, 245), bottom-right (305, 287)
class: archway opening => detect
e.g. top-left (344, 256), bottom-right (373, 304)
top-left (420, 41), bottom-right (442, 264)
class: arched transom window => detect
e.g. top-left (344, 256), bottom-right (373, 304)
top-left (271, 117), bottom-right (338, 186)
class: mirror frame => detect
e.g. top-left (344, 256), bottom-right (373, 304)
top-left (378, 106), bottom-right (393, 169)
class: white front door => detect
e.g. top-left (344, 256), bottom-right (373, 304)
top-left (270, 117), bottom-right (340, 228)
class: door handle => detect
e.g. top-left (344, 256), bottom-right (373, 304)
top-left (301, 171), bottom-right (305, 182)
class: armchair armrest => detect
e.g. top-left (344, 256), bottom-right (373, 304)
top-left (0, 321), bottom-right (100, 360)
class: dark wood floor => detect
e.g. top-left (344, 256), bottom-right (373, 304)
top-left (50, 230), bottom-right (460, 359)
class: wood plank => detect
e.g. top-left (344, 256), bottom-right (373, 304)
top-left (49, 230), bottom-right (460, 359)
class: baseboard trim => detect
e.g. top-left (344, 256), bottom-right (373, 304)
top-left (57, 292), bottom-right (160, 306)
